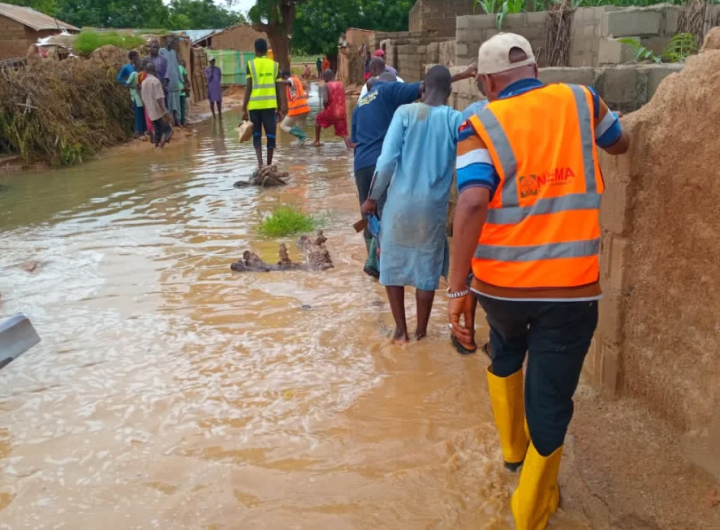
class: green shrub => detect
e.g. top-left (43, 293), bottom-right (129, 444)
top-left (257, 206), bottom-right (317, 237)
top-left (74, 31), bottom-right (145, 55)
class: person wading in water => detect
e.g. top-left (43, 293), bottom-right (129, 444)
top-left (313, 69), bottom-right (352, 149)
top-left (242, 38), bottom-right (282, 169)
top-left (448, 33), bottom-right (629, 530)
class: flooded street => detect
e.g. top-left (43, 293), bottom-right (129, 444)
top-left (2, 86), bottom-right (684, 530)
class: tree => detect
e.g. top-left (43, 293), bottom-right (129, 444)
top-left (248, 0), bottom-right (307, 71)
top-left (6, 0), bottom-right (244, 30)
top-left (167, 0), bottom-right (246, 30)
top-left (291, 0), bottom-right (414, 58)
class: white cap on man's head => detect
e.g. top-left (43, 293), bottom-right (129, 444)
top-left (477, 33), bottom-right (536, 75)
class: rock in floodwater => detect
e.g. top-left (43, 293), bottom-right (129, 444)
top-left (233, 165), bottom-right (288, 188)
top-left (20, 261), bottom-right (38, 273)
top-left (230, 231), bottom-right (333, 272)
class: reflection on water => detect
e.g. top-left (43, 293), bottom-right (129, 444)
top-left (0, 86), bottom-right (582, 529)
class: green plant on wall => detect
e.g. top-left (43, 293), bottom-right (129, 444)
top-left (474, 0), bottom-right (524, 29)
top-left (619, 32), bottom-right (699, 64)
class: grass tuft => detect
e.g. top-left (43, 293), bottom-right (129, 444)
top-left (74, 31), bottom-right (145, 55)
top-left (257, 206), bottom-right (317, 237)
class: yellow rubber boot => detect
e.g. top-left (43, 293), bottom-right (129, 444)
top-left (511, 443), bottom-right (562, 530)
top-left (486, 367), bottom-right (529, 471)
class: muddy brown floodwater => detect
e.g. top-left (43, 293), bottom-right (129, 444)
top-left (0, 86), bottom-right (718, 530)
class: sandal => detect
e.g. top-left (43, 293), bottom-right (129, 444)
top-left (451, 334), bottom-right (477, 355)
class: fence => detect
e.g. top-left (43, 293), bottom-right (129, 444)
top-left (206, 49), bottom-right (255, 86)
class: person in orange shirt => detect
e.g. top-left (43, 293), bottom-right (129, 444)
top-left (448, 34), bottom-right (629, 530)
top-left (279, 70), bottom-right (310, 145)
top-left (321, 56), bottom-right (331, 73)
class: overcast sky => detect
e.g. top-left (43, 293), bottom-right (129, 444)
top-left (228, 0), bottom-right (254, 14)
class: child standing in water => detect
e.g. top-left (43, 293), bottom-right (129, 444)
top-left (361, 66), bottom-right (465, 343)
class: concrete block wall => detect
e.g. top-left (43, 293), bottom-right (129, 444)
top-left (445, 63), bottom-right (681, 115)
top-left (373, 31), bottom-right (453, 82)
top-left (409, 0), bottom-right (476, 37)
top-left (455, 4), bottom-right (694, 68)
top-left (455, 12), bottom-right (547, 66)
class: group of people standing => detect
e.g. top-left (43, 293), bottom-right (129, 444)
top-left (242, 39), bottom-right (351, 169)
top-left (117, 38), bottom-right (189, 149)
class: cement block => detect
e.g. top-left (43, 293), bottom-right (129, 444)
top-left (467, 14), bottom-right (501, 30)
top-left (456, 15), bottom-right (470, 30)
top-left (663, 6), bottom-right (680, 34)
top-left (456, 42), bottom-right (468, 56)
top-left (643, 35), bottom-right (671, 55)
top-left (645, 64), bottom-right (682, 99)
top-left (604, 10), bottom-right (661, 38)
top-left (539, 66), bottom-right (596, 87)
top-left (526, 11), bottom-right (547, 26)
top-left (598, 37), bottom-right (637, 65)
top-left (599, 67), bottom-right (641, 105)
top-left (503, 12), bottom-right (528, 30)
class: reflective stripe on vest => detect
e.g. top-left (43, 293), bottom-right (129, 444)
top-left (470, 83), bottom-right (604, 289)
top-left (247, 58), bottom-right (278, 111)
top-left (287, 75), bottom-right (310, 116)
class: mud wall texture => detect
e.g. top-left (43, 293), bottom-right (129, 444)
top-left (0, 17), bottom-right (59, 61)
top-left (409, 0), bottom-right (475, 37)
top-left (592, 45), bottom-right (720, 468)
top-left (212, 24), bottom-right (267, 52)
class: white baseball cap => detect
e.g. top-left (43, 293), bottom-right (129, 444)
top-left (477, 33), bottom-right (536, 75)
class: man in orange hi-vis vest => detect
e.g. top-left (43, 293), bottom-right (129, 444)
top-left (279, 70), bottom-right (311, 145)
top-left (447, 33), bottom-right (629, 530)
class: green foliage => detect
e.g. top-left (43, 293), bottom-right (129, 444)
top-left (166, 0), bottom-right (245, 30)
top-left (474, 0), bottom-right (526, 30)
top-left (291, 0), bottom-right (413, 56)
top-left (257, 206), bottom-right (317, 237)
top-left (5, 0), bottom-right (243, 30)
top-left (73, 31), bottom-right (145, 54)
top-left (618, 32), bottom-right (698, 64)
top-left (662, 32), bottom-right (699, 62)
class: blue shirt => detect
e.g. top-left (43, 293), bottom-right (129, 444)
top-left (456, 78), bottom-right (623, 195)
top-left (351, 81), bottom-right (422, 172)
top-left (461, 100), bottom-right (488, 120)
top-left (117, 63), bottom-right (135, 84)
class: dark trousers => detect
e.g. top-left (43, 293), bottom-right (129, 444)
top-left (249, 109), bottom-right (277, 149)
top-left (354, 164), bottom-right (386, 240)
top-left (132, 102), bottom-right (147, 135)
top-left (477, 295), bottom-right (598, 457)
top-left (179, 95), bottom-right (186, 125)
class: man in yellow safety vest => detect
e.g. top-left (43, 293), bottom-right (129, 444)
top-left (242, 38), bottom-right (283, 169)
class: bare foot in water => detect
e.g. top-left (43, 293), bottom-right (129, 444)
top-left (415, 330), bottom-right (427, 341)
top-left (393, 328), bottom-right (409, 344)
top-left (313, 140), bottom-right (321, 147)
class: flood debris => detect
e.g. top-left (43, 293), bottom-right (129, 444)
top-left (233, 165), bottom-right (288, 188)
top-left (230, 231), bottom-right (333, 272)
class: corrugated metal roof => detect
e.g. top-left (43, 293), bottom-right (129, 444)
top-left (0, 2), bottom-right (79, 32)
top-left (177, 29), bottom-right (220, 44)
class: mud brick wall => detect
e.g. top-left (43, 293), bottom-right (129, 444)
top-left (409, 0), bottom-right (475, 37)
top-left (0, 16), bottom-right (34, 60)
top-left (212, 24), bottom-right (267, 52)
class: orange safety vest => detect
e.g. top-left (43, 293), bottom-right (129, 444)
top-left (469, 83), bottom-right (604, 290)
top-left (286, 75), bottom-right (310, 116)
